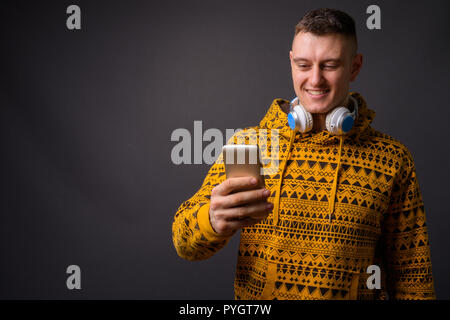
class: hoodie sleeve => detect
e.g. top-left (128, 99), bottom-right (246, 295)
top-left (380, 149), bottom-right (436, 299)
top-left (172, 150), bottom-right (232, 261)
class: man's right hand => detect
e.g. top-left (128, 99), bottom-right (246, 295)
top-left (209, 177), bottom-right (273, 237)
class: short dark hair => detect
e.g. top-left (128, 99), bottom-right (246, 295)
top-left (294, 8), bottom-right (358, 55)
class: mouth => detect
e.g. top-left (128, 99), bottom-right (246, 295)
top-left (304, 88), bottom-right (330, 98)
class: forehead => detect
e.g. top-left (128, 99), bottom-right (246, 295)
top-left (291, 32), bottom-right (351, 61)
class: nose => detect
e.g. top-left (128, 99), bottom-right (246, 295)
top-left (310, 65), bottom-right (323, 87)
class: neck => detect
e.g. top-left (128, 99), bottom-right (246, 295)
top-left (311, 113), bottom-right (328, 132)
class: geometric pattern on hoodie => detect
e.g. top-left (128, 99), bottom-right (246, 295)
top-left (172, 92), bottom-right (436, 300)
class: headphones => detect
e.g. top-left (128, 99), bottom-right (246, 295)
top-left (287, 95), bottom-right (358, 135)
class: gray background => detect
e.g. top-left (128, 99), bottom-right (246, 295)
top-left (1, 0), bottom-right (449, 299)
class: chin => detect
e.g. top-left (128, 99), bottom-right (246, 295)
top-left (305, 106), bottom-right (331, 114)
top-left (300, 99), bottom-right (333, 114)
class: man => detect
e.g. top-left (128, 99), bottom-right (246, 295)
top-left (172, 8), bottom-right (435, 300)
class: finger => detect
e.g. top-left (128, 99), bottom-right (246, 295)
top-left (215, 177), bottom-right (259, 196)
top-left (223, 188), bottom-right (270, 208)
top-left (222, 201), bottom-right (273, 221)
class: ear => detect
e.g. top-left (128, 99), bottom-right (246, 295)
top-left (350, 53), bottom-right (363, 82)
top-left (289, 50), bottom-right (293, 63)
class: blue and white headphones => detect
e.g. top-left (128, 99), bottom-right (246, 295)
top-left (287, 95), bottom-right (358, 135)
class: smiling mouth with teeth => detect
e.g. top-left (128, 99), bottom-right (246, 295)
top-left (305, 89), bottom-right (330, 95)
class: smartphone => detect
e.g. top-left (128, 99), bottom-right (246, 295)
top-left (222, 144), bottom-right (265, 189)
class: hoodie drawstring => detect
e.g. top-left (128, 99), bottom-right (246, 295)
top-left (328, 136), bottom-right (345, 223)
top-left (272, 130), bottom-right (296, 226)
top-left (272, 132), bottom-right (344, 226)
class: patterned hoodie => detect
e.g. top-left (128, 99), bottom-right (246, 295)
top-left (172, 92), bottom-right (436, 300)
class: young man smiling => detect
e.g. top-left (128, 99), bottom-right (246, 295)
top-left (290, 27), bottom-right (362, 132)
top-left (172, 8), bottom-right (436, 300)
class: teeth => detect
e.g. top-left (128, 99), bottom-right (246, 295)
top-left (307, 90), bottom-right (328, 95)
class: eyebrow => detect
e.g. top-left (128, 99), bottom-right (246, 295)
top-left (293, 58), bottom-right (342, 64)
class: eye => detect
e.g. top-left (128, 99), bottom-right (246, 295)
top-left (323, 65), bottom-right (338, 69)
top-left (297, 64), bottom-right (310, 69)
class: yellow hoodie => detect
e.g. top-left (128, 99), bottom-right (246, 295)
top-left (172, 92), bottom-right (436, 300)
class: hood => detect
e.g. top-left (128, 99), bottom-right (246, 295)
top-left (258, 92), bottom-right (376, 226)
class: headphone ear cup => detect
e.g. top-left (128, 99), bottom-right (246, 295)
top-left (293, 105), bottom-right (313, 133)
top-left (288, 103), bottom-right (313, 133)
top-left (326, 107), bottom-right (354, 135)
top-left (325, 108), bottom-right (338, 134)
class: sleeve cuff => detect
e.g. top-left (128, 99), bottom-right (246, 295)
top-left (197, 203), bottom-right (230, 241)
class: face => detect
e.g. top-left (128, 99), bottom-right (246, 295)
top-left (289, 32), bottom-right (363, 114)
